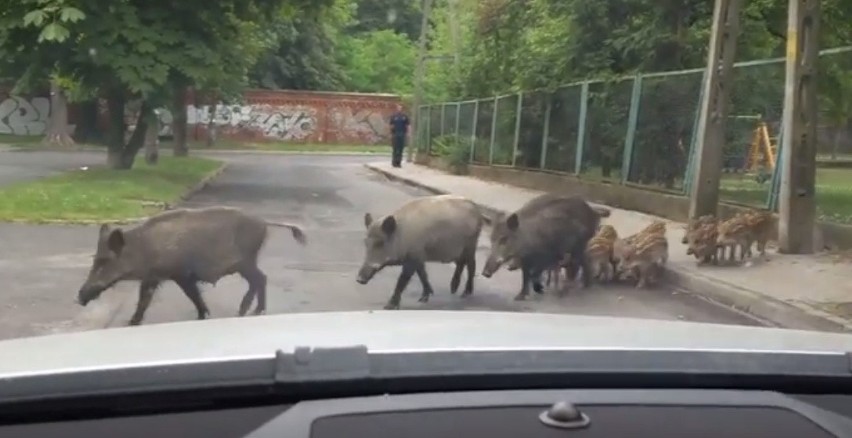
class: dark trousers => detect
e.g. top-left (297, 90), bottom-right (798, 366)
top-left (391, 133), bottom-right (405, 166)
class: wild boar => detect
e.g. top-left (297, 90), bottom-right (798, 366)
top-left (356, 195), bottom-right (484, 310)
top-left (618, 232), bottom-right (669, 288)
top-left (585, 224), bottom-right (619, 283)
top-left (482, 194), bottom-right (610, 300)
top-left (683, 214), bottom-right (724, 265)
top-left (717, 209), bottom-right (774, 260)
top-left (76, 206), bottom-right (307, 326)
top-left (612, 220), bottom-right (666, 276)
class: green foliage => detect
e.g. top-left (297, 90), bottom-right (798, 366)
top-left (430, 134), bottom-right (470, 174)
top-left (338, 29), bottom-right (416, 94)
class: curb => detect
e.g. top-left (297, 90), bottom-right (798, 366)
top-left (179, 161), bottom-right (229, 202)
top-left (364, 163), bottom-right (850, 332)
top-left (197, 150), bottom-right (390, 156)
top-left (0, 162), bottom-right (230, 227)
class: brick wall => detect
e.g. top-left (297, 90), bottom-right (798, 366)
top-left (184, 89), bottom-right (403, 144)
top-left (0, 88), bottom-right (403, 145)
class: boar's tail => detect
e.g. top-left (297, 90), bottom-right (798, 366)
top-left (592, 206), bottom-right (612, 218)
top-left (265, 222), bottom-right (308, 245)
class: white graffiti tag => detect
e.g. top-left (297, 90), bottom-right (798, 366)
top-left (187, 104), bottom-right (317, 140)
top-left (0, 96), bottom-right (50, 135)
top-left (329, 107), bottom-right (388, 144)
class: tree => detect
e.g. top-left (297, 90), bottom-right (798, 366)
top-left (0, 0), bottom-right (86, 147)
top-left (249, 3), bottom-right (349, 91)
top-left (1, 0), bottom-right (334, 168)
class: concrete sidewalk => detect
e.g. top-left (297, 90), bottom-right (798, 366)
top-left (365, 161), bottom-right (852, 333)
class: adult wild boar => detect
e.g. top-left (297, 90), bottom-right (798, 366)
top-left (482, 194), bottom-right (610, 300)
top-left (76, 206), bottom-right (307, 326)
top-left (357, 195), bottom-right (484, 310)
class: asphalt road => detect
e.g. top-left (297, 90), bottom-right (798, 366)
top-left (0, 152), bottom-right (762, 340)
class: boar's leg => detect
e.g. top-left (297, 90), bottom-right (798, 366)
top-left (174, 277), bottom-right (211, 320)
top-left (569, 242), bottom-right (591, 288)
top-left (449, 261), bottom-right (464, 294)
top-left (462, 251), bottom-right (476, 296)
top-left (514, 265), bottom-right (538, 301)
top-left (451, 247), bottom-right (477, 296)
top-left (414, 263), bottom-right (435, 303)
top-left (385, 262), bottom-right (417, 310)
top-left (237, 265), bottom-right (268, 316)
top-left (129, 280), bottom-right (160, 326)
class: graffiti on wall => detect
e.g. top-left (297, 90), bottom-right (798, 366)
top-left (328, 107), bottom-right (388, 144)
top-left (0, 96), bottom-right (50, 135)
top-left (187, 104), bottom-right (318, 140)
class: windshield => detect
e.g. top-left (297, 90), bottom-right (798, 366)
top-left (0, 0), bottom-right (849, 354)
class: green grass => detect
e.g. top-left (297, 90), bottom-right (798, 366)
top-left (0, 156), bottom-right (223, 222)
top-left (0, 133), bottom-right (390, 153)
top-left (719, 168), bottom-right (852, 223)
top-left (0, 133), bottom-right (43, 144)
top-left (164, 139), bottom-right (391, 154)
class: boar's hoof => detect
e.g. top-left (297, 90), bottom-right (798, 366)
top-left (128, 319), bottom-right (142, 327)
top-left (417, 294), bottom-right (430, 303)
top-left (252, 308), bottom-right (265, 316)
top-left (532, 282), bottom-right (544, 294)
top-left (462, 289), bottom-right (473, 297)
top-left (513, 292), bottom-right (527, 301)
top-left (383, 302), bottom-right (400, 310)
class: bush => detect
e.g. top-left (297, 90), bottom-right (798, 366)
top-left (431, 135), bottom-right (471, 174)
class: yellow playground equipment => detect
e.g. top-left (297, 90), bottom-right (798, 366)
top-left (743, 118), bottom-right (778, 174)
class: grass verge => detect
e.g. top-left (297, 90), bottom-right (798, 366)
top-left (0, 156), bottom-right (223, 223)
top-left (162, 139), bottom-right (391, 154)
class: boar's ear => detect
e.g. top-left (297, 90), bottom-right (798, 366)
top-left (381, 215), bottom-right (397, 235)
top-left (99, 223), bottom-right (110, 236)
top-left (107, 229), bottom-right (125, 254)
top-left (506, 213), bottom-right (519, 231)
top-left (364, 213), bottom-right (373, 229)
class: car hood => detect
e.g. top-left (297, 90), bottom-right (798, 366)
top-left (1, 311), bottom-right (851, 377)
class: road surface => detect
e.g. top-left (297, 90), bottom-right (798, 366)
top-left (0, 153), bottom-right (762, 340)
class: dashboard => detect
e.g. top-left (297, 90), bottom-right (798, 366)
top-left (3, 389), bottom-right (852, 438)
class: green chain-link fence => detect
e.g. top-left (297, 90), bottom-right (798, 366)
top-left (415, 46), bottom-right (852, 224)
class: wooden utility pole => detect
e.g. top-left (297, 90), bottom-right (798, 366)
top-left (688, 0), bottom-right (743, 219)
top-left (778, 0), bottom-right (820, 253)
top-left (409, 0), bottom-right (433, 163)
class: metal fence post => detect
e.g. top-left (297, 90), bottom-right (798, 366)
top-left (439, 103), bottom-right (446, 137)
top-left (470, 100), bottom-right (479, 161)
top-left (620, 75), bottom-right (643, 185)
top-left (489, 96), bottom-right (499, 165)
top-left (511, 92), bottom-right (524, 167)
top-left (539, 97), bottom-right (552, 169)
top-left (767, 129), bottom-right (784, 211)
top-left (453, 102), bottom-right (461, 148)
top-left (574, 82), bottom-right (589, 175)
top-left (682, 70), bottom-right (707, 195)
top-left (425, 105), bottom-right (432, 155)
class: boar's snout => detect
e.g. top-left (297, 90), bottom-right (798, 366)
top-left (356, 264), bottom-right (381, 284)
top-left (77, 285), bottom-right (103, 306)
top-left (482, 256), bottom-right (502, 278)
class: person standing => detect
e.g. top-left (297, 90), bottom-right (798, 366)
top-left (388, 104), bottom-right (410, 168)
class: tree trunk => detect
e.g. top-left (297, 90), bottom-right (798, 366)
top-left (105, 90), bottom-right (150, 170)
top-left (172, 86), bottom-right (188, 156)
top-left (205, 103), bottom-right (218, 147)
top-left (73, 99), bottom-right (104, 145)
top-left (145, 109), bottom-right (160, 165)
top-left (831, 127), bottom-right (843, 160)
top-left (106, 90), bottom-right (128, 169)
top-left (42, 81), bottom-right (74, 147)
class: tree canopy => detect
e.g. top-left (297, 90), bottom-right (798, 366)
top-left (0, 0), bottom-right (848, 170)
